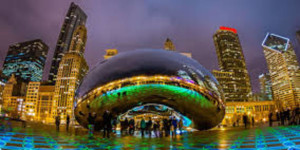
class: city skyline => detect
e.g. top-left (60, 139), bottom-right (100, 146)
top-left (0, 0), bottom-right (300, 93)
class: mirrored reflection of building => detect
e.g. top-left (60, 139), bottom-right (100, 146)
top-left (259, 73), bottom-right (273, 101)
top-left (52, 25), bottom-right (89, 123)
top-left (262, 33), bottom-right (300, 109)
top-left (104, 49), bottom-right (118, 60)
top-left (48, 2), bottom-right (87, 85)
top-left (2, 39), bottom-right (48, 82)
top-left (213, 26), bottom-right (252, 102)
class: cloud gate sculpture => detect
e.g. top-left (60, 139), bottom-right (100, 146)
top-left (74, 49), bottom-right (225, 130)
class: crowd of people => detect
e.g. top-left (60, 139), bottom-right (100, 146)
top-left (268, 107), bottom-right (300, 127)
top-left (232, 106), bottom-right (300, 128)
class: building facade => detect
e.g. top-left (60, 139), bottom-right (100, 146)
top-left (52, 25), bottom-right (89, 123)
top-left (222, 101), bottom-right (275, 126)
top-left (48, 2), bottom-right (87, 84)
top-left (259, 73), bottom-right (273, 100)
top-left (24, 82), bottom-right (55, 123)
top-left (213, 26), bottom-right (252, 102)
top-left (262, 33), bottom-right (300, 109)
top-left (164, 38), bottom-right (175, 51)
top-left (2, 75), bottom-right (26, 118)
top-left (104, 49), bottom-right (118, 60)
top-left (2, 39), bottom-right (48, 82)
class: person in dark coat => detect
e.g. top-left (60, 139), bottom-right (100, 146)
top-left (124, 118), bottom-right (129, 135)
top-left (55, 115), bottom-right (61, 132)
top-left (147, 117), bottom-right (153, 137)
top-left (242, 114), bottom-right (248, 129)
top-left (280, 111), bottom-right (285, 126)
top-left (102, 110), bottom-right (112, 138)
top-left (88, 112), bottom-right (97, 137)
top-left (66, 115), bottom-right (70, 132)
top-left (268, 112), bottom-right (273, 127)
top-left (129, 118), bottom-right (135, 135)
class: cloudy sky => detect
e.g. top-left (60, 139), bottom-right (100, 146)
top-left (0, 0), bottom-right (299, 92)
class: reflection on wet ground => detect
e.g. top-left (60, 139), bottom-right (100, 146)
top-left (0, 124), bottom-right (299, 149)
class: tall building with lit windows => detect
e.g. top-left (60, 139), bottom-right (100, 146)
top-left (104, 49), bottom-right (118, 60)
top-left (259, 73), bottom-right (273, 101)
top-left (213, 26), bottom-right (252, 102)
top-left (24, 82), bottom-right (55, 123)
top-left (212, 70), bottom-right (234, 102)
top-left (48, 2), bottom-right (87, 84)
top-left (2, 39), bottom-right (48, 82)
top-left (262, 33), bottom-right (300, 108)
top-left (52, 25), bottom-right (89, 123)
top-left (164, 38), bottom-right (175, 51)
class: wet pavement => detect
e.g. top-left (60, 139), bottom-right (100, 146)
top-left (0, 122), bottom-right (299, 149)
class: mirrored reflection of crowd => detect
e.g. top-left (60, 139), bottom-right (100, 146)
top-left (118, 115), bottom-right (184, 138)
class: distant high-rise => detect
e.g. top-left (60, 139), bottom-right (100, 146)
top-left (48, 2), bottom-right (87, 84)
top-left (213, 26), bottom-right (252, 102)
top-left (104, 49), bottom-right (118, 60)
top-left (2, 39), bottom-right (48, 82)
top-left (164, 38), bottom-right (175, 51)
top-left (262, 33), bottom-right (300, 108)
top-left (52, 25), bottom-right (89, 122)
top-left (259, 73), bottom-right (273, 101)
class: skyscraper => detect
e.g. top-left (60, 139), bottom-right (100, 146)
top-left (48, 2), bottom-right (87, 84)
top-left (52, 25), bottom-right (89, 122)
top-left (2, 39), bottom-right (48, 82)
top-left (259, 73), bottom-right (273, 101)
top-left (164, 38), bottom-right (175, 51)
top-left (104, 49), bottom-right (118, 60)
top-left (262, 33), bottom-right (300, 108)
top-left (213, 26), bottom-right (252, 102)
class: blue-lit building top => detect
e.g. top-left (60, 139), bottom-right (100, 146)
top-left (2, 39), bottom-right (48, 82)
top-left (262, 33), bottom-right (290, 52)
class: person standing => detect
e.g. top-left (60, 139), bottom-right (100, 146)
top-left (88, 112), bottom-right (97, 138)
top-left (171, 117), bottom-right (177, 137)
top-left (268, 112), bottom-right (273, 127)
top-left (66, 115), bottom-right (70, 132)
top-left (178, 119), bottom-right (183, 135)
top-left (140, 118), bottom-right (146, 137)
top-left (124, 118), bottom-right (129, 135)
top-left (280, 111), bottom-right (285, 126)
top-left (129, 118), bottom-right (135, 135)
top-left (242, 114), bottom-right (247, 129)
top-left (102, 110), bottom-right (112, 138)
top-left (55, 115), bottom-right (61, 132)
top-left (251, 116), bottom-right (255, 127)
top-left (147, 117), bottom-right (153, 137)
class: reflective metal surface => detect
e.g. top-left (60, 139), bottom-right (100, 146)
top-left (74, 49), bottom-right (225, 130)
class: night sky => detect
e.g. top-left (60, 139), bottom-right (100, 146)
top-left (0, 0), bottom-right (299, 93)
